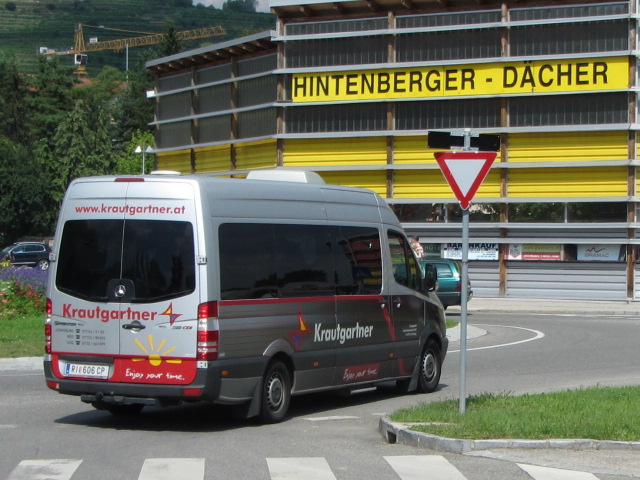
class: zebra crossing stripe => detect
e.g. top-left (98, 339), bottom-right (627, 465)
top-left (5, 456), bottom-right (611, 479)
top-left (517, 463), bottom-right (600, 480)
top-left (8, 459), bottom-right (82, 480)
top-left (384, 455), bottom-right (467, 480)
top-left (267, 457), bottom-right (337, 480)
top-left (137, 458), bottom-right (205, 480)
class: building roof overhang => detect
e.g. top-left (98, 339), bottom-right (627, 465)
top-left (270, 0), bottom-right (622, 19)
top-left (146, 30), bottom-right (277, 74)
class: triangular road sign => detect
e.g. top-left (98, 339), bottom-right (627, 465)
top-left (434, 151), bottom-right (497, 210)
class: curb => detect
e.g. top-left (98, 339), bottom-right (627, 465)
top-left (461, 298), bottom-right (640, 317)
top-left (378, 417), bottom-right (640, 454)
top-left (0, 356), bottom-right (42, 371)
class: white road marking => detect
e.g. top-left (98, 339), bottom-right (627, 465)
top-left (267, 457), bottom-right (337, 480)
top-left (8, 459), bottom-right (82, 480)
top-left (303, 415), bottom-right (360, 421)
top-left (518, 463), bottom-right (600, 480)
top-left (384, 455), bottom-right (467, 480)
top-left (450, 324), bottom-right (545, 353)
top-left (137, 458), bottom-right (205, 480)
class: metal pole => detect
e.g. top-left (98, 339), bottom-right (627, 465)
top-left (459, 208), bottom-right (469, 414)
top-left (459, 127), bottom-right (472, 414)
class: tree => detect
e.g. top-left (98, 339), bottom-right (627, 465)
top-left (39, 99), bottom-right (115, 211)
top-left (115, 130), bottom-right (156, 174)
top-left (0, 138), bottom-right (49, 244)
top-left (111, 66), bottom-right (154, 149)
top-left (0, 55), bottom-right (29, 144)
top-left (222, 0), bottom-right (257, 12)
top-left (159, 21), bottom-right (185, 57)
top-left (26, 56), bottom-right (76, 142)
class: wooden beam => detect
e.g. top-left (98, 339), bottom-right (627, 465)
top-left (367, 0), bottom-right (380, 12)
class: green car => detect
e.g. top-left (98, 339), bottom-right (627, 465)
top-left (420, 260), bottom-right (472, 309)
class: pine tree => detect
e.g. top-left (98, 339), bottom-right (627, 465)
top-left (26, 56), bottom-right (76, 141)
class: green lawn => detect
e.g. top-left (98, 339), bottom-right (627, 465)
top-left (0, 312), bottom-right (43, 358)
top-left (391, 387), bottom-right (640, 441)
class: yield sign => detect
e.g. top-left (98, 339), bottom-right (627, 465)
top-left (434, 151), bottom-right (497, 210)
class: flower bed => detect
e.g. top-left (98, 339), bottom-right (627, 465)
top-left (0, 266), bottom-right (48, 318)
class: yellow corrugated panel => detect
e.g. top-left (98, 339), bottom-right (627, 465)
top-left (319, 171), bottom-right (387, 196)
top-left (395, 136), bottom-right (503, 164)
top-left (394, 136), bottom-right (438, 165)
top-left (236, 140), bottom-right (278, 171)
top-left (509, 132), bottom-right (628, 162)
top-left (394, 170), bottom-right (501, 199)
top-left (157, 150), bottom-right (191, 174)
top-left (195, 145), bottom-right (231, 173)
top-left (509, 167), bottom-right (628, 197)
top-left (284, 138), bottom-right (387, 167)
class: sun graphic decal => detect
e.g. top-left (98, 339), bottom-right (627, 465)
top-left (133, 335), bottom-right (183, 367)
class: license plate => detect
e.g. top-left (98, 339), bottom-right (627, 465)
top-left (64, 363), bottom-right (109, 379)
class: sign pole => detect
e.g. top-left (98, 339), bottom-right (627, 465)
top-left (459, 129), bottom-right (471, 415)
top-left (459, 207), bottom-right (469, 414)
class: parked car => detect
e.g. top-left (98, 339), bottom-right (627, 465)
top-left (420, 259), bottom-right (472, 309)
top-left (2, 242), bottom-right (51, 270)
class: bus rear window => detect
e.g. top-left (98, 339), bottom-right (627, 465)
top-left (56, 220), bottom-right (195, 302)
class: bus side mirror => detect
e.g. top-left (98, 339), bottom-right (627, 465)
top-left (422, 263), bottom-right (437, 292)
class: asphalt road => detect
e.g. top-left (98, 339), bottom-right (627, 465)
top-left (2, 305), bottom-right (640, 479)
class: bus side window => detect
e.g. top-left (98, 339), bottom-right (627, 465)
top-left (388, 231), bottom-right (421, 291)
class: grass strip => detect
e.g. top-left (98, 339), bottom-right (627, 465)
top-left (391, 387), bottom-right (640, 441)
top-left (0, 312), bottom-right (43, 358)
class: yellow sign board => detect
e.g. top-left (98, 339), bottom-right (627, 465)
top-left (292, 57), bottom-right (629, 102)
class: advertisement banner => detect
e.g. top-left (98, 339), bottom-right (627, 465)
top-left (443, 243), bottom-right (498, 261)
top-left (508, 244), bottom-right (562, 261)
top-left (577, 245), bottom-right (625, 262)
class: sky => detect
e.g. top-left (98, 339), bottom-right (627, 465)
top-left (195, 0), bottom-right (271, 13)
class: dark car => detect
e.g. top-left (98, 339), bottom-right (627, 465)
top-left (2, 242), bottom-right (51, 270)
top-left (420, 259), bottom-right (472, 309)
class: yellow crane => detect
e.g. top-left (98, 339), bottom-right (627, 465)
top-left (43, 23), bottom-right (227, 75)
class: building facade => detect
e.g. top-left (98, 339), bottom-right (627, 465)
top-left (146, 0), bottom-right (640, 300)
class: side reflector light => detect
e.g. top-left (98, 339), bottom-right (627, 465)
top-left (183, 388), bottom-right (202, 396)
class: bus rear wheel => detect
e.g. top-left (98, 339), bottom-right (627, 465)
top-left (260, 360), bottom-right (291, 423)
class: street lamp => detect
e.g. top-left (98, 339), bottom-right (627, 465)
top-left (134, 145), bottom-right (153, 174)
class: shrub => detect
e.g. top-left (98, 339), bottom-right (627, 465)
top-left (5, 2), bottom-right (16, 11)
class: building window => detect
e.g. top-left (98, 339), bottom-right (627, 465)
top-left (567, 202), bottom-right (627, 222)
top-left (238, 108), bottom-right (277, 138)
top-left (285, 36), bottom-right (389, 67)
top-left (157, 121), bottom-right (191, 149)
top-left (285, 104), bottom-right (388, 133)
top-left (396, 29), bottom-right (502, 62)
top-left (397, 99), bottom-right (501, 131)
top-left (509, 93), bottom-right (628, 127)
top-left (157, 92), bottom-right (191, 121)
top-left (197, 115), bottom-right (230, 143)
top-left (391, 203), bottom-right (500, 223)
top-left (509, 20), bottom-right (628, 56)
